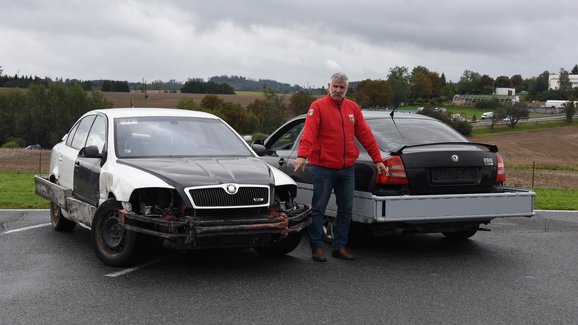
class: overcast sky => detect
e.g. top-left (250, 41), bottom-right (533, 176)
top-left (1, 0), bottom-right (577, 88)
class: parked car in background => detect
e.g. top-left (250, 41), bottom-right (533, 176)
top-left (25, 144), bottom-right (42, 150)
top-left (480, 112), bottom-right (494, 120)
top-left (252, 111), bottom-right (534, 241)
top-left (451, 113), bottom-right (466, 122)
top-left (35, 108), bottom-right (311, 266)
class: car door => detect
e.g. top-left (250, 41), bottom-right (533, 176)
top-left (57, 115), bottom-right (96, 189)
top-left (73, 114), bottom-right (107, 205)
top-left (260, 117), bottom-right (314, 204)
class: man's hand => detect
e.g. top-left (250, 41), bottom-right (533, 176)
top-left (293, 157), bottom-right (306, 172)
top-left (376, 161), bottom-right (386, 174)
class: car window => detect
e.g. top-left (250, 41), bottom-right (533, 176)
top-left (70, 115), bottom-right (96, 150)
top-left (115, 116), bottom-right (253, 158)
top-left (85, 115), bottom-right (107, 154)
top-left (269, 120), bottom-right (305, 151)
top-left (366, 118), bottom-right (467, 151)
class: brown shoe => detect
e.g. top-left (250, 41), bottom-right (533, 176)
top-left (311, 249), bottom-right (327, 262)
top-left (332, 247), bottom-right (354, 260)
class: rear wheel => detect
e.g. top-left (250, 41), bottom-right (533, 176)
top-left (322, 217), bottom-right (335, 244)
top-left (254, 231), bottom-right (303, 256)
top-left (442, 230), bottom-right (477, 240)
top-left (91, 199), bottom-right (140, 267)
top-left (50, 202), bottom-right (76, 232)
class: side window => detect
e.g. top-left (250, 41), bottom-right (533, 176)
top-left (269, 121), bottom-right (305, 151)
top-left (65, 123), bottom-right (80, 147)
top-left (70, 116), bottom-right (96, 150)
top-left (85, 115), bottom-right (107, 154)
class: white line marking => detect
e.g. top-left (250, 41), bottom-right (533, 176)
top-left (105, 256), bottom-right (173, 278)
top-left (2, 223), bottom-right (51, 235)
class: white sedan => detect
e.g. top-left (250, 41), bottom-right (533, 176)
top-left (36, 108), bottom-right (311, 266)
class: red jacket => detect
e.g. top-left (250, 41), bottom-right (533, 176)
top-left (297, 95), bottom-right (383, 169)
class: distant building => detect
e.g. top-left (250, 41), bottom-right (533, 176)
top-left (549, 74), bottom-right (578, 90)
top-left (452, 88), bottom-right (519, 106)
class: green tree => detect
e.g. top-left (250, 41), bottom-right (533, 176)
top-left (558, 68), bottom-right (572, 98)
top-left (176, 98), bottom-right (200, 110)
top-left (200, 95), bottom-right (224, 110)
top-left (510, 74), bottom-right (524, 92)
top-left (457, 70), bottom-right (481, 94)
top-left (387, 66), bottom-right (410, 106)
top-left (352, 79), bottom-right (391, 108)
top-left (571, 64), bottom-right (578, 74)
top-left (479, 75), bottom-right (495, 94)
top-left (495, 76), bottom-right (512, 88)
top-left (563, 101), bottom-right (576, 123)
top-left (288, 90), bottom-right (315, 117)
top-left (215, 102), bottom-right (258, 134)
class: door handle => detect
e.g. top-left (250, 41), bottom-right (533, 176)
top-left (278, 158), bottom-right (286, 166)
top-left (75, 161), bottom-right (80, 166)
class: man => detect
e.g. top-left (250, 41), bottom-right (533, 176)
top-left (293, 72), bottom-right (386, 262)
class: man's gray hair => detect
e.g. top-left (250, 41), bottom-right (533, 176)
top-left (330, 72), bottom-right (348, 83)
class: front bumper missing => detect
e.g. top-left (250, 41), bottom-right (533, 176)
top-left (119, 206), bottom-right (312, 243)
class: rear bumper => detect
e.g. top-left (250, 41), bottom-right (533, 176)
top-left (295, 182), bottom-right (535, 224)
top-left (358, 187), bottom-right (535, 223)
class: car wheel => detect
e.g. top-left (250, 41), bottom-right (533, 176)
top-left (322, 217), bottom-right (334, 244)
top-left (91, 199), bottom-right (140, 267)
top-left (50, 202), bottom-right (76, 232)
top-left (442, 230), bottom-right (478, 240)
top-left (255, 231), bottom-right (302, 256)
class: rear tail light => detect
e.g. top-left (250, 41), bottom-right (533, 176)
top-left (377, 156), bottom-right (408, 185)
top-left (496, 153), bottom-right (506, 183)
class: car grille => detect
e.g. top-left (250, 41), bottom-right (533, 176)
top-left (430, 167), bottom-right (479, 185)
top-left (188, 186), bottom-right (269, 208)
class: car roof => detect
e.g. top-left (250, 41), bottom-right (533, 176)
top-left (85, 107), bottom-right (219, 119)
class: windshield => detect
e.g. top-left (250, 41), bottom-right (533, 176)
top-left (115, 116), bottom-right (253, 158)
top-left (366, 117), bottom-right (468, 152)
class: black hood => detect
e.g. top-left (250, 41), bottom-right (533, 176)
top-left (118, 157), bottom-right (274, 207)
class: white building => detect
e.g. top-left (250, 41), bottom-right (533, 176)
top-left (548, 74), bottom-right (578, 90)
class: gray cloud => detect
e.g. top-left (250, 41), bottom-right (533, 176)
top-left (1, 0), bottom-right (577, 87)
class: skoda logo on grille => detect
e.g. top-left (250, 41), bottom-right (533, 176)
top-left (225, 183), bottom-right (238, 195)
top-left (451, 154), bottom-right (459, 162)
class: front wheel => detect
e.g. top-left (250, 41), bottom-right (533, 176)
top-left (254, 231), bottom-right (303, 256)
top-left (50, 202), bottom-right (76, 232)
top-left (91, 199), bottom-right (140, 267)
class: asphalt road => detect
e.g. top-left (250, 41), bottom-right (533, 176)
top-left (2, 210), bottom-right (578, 324)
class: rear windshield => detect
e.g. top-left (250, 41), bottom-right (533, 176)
top-left (366, 117), bottom-right (468, 152)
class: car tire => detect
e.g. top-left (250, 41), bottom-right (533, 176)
top-left (254, 231), bottom-right (302, 256)
top-left (91, 199), bottom-right (140, 267)
top-left (322, 217), bottom-right (334, 244)
top-left (442, 230), bottom-right (477, 240)
top-left (50, 202), bottom-right (76, 232)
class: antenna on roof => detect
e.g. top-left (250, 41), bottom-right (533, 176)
top-left (389, 105), bottom-right (406, 141)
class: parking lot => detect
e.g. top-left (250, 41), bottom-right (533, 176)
top-left (2, 209), bottom-right (578, 324)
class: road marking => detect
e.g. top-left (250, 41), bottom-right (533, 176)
top-left (2, 223), bottom-right (51, 235)
top-left (105, 256), bottom-right (174, 278)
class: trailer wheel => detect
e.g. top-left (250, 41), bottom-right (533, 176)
top-left (91, 199), bottom-right (140, 267)
top-left (50, 202), bottom-right (76, 232)
top-left (255, 231), bottom-right (302, 256)
top-left (442, 230), bottom-right (477, 240)
top-left (322, 217), bottom-right (334, 244)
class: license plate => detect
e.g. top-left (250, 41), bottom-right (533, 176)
top-left (430, 168), bottom-right (479, 184)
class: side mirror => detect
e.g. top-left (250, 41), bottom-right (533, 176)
top-left (251, 143), bottom-right (268, 156)
top-left (81, 145), bottom-right (103, 158)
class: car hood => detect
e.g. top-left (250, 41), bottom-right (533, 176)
top-left (117, 157), bottom-right (274, 189)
